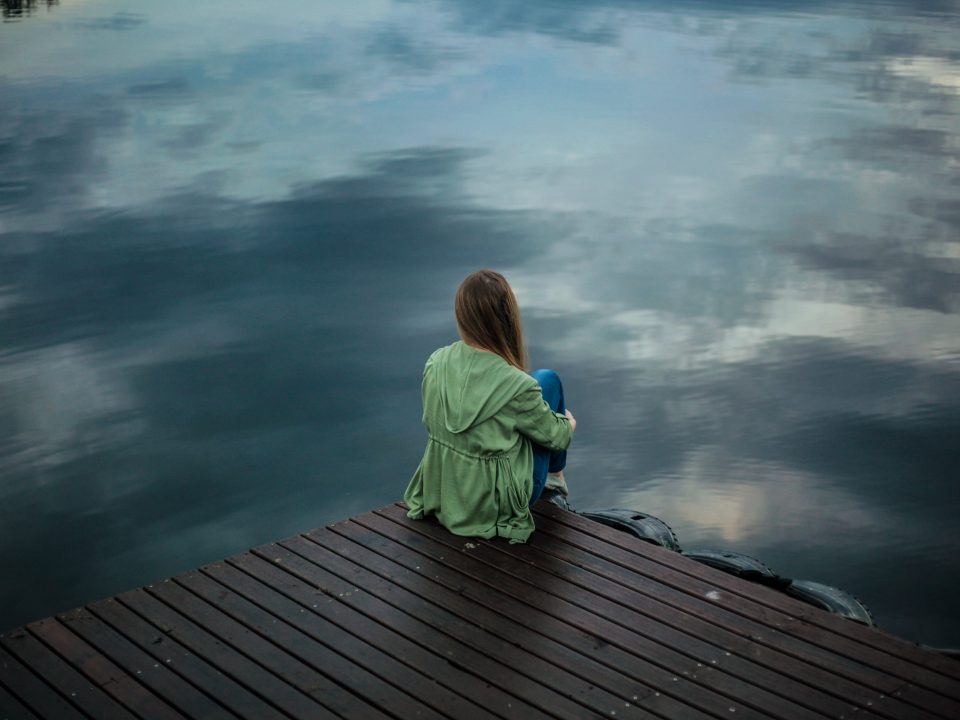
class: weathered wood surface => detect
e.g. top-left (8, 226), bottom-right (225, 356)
top-left (2, 501), bottom-right (959, 719)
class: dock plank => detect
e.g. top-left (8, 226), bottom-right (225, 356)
top-left (534, 503), bottom-right (960, 717)
top-left (521, 508), bottom-right (938, 720)
top-left (28, 616), bottom-right (185, 720)
top-left (242, 543), bottom-right (563, 720)
top-left (3, 501), bottom-right (959, 720)
top-left (87, 596), bottom-right (282, 720)
top-left (201, 558), bottom-right (490, 720)
top-left (376, 504), bottom-right (882, 719)
top-left (0, 643), bottom-right (84, 720)
top-left (318, 520), bottom-right (738, 720)
top-left (288, 530), bottom-right (651, 720)
top-left (147, 576), bottom-right (394, 720)
top-left (2, 628), bottom-right (137, 720)
top-left (0, 682), bottom-right (38, 720)
top-left (174, 566), bottom-right (448, 720)
top-left (538, 502), bottom-right (960, 688)
top-left (56, 606), bottom-right (234, 720)
top-left (358, 509), bottom-right (833, 720)
top-left (117, 587), bottom-right (333, 719)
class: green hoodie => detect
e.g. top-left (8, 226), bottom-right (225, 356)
top-left (404, 341), bottom-right (573, 543)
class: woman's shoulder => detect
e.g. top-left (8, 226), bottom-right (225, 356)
top-left (485, 358), bottom-right (540, 405)
top-left (423, 341), bottom-right (536, 389)
top-left (424, 341), bottom-right (460, 367)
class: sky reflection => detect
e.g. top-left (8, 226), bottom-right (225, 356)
top-left (1, 0), bottom-right (959, 645)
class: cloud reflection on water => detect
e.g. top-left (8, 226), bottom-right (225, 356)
top-left (0, 0), bottom-right (958, 644)
top-left (0, 143), bottom-right (576, 626)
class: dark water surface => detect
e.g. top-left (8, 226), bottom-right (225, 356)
top-left (2, 0), bottom-right (959, 646)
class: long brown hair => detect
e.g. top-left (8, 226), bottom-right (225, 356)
top-left (455, 269), bottom-right (528, 371)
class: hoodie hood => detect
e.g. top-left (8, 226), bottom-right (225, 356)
top-left (431, 341), bottom-right (531, 434)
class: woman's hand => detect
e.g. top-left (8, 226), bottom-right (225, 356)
top-left (565, 409), bottom-right (577, 432)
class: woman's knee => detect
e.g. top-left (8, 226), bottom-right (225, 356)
top-left (531, 368), bottom-right (561, 391)
top-left (531, 368), bottom-right (563, 409)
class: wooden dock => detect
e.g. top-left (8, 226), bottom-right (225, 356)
top-left (2, 501), bottom-right (959, 719)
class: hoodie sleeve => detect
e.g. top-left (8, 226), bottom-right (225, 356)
top-left (509, 380), bottom-right (573, 451)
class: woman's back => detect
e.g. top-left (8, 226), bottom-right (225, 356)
top-left (404, 340), bottom-right (572, 543)
top-left (404, 268), bottom-right (575, 542)
top-left (421, 341), bottom-right (534, 456)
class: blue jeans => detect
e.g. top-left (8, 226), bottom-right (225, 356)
top-left (529, 368), bottom-right (567, 506)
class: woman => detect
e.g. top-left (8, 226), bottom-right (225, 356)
top-left (403, 269), bottom-right (576, 543)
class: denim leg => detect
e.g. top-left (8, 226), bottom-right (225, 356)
top-left (529, 368), bottom-right (567, 506)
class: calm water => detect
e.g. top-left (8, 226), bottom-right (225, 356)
top-left (2, 0), bottom-right (959, 646)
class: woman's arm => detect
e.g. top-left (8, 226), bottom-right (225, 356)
top-left (511, 383), bottom-right (574, 451)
